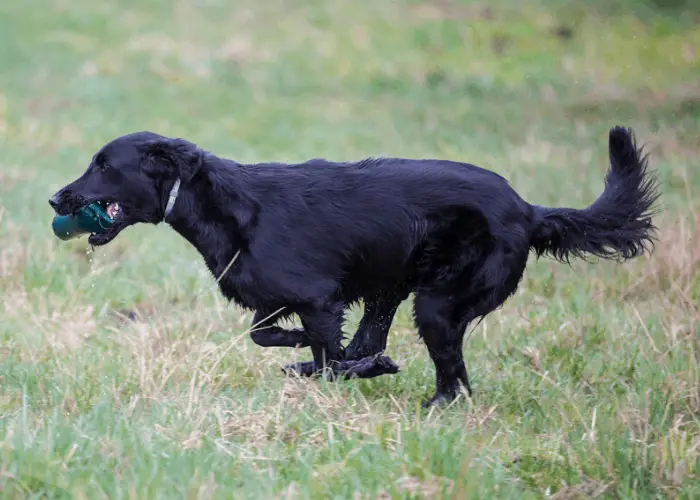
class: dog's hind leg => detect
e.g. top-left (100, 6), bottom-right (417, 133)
top-left (344, 288), bottom-right (408, 361)
top-left (413, 291), bottom-right (473, 408)
top-left (416, 249), bottom-right (528, 407)
top-left (249, 309), bottom-right (310, 348)
top-left (282, 301), bottom-right (400, 380)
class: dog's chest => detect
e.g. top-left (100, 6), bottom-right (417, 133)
top-left (211, 258), bottom-right (267, 310)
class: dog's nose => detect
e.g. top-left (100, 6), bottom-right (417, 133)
top-left (48, 193), bottom-right (60, 209)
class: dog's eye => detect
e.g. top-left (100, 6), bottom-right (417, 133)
top-left (94, 152), bottom-right (110, 172)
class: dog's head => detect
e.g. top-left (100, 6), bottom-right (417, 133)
top-left (49, 131), bottom-right (203, 246)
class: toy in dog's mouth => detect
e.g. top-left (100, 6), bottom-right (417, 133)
top-left (52, 199), bottom-right (130, 245)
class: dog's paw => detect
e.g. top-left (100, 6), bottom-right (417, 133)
top-left (421, 387), bottom-right (472, 408)
top-left (281, 355), bottom-right (400, 380)
top-left (340, 355), bottom-right (400, 379)
top-left (281, 360), bottom-right (317, 377)
top-left (250, 328), bottom-right (310, 348)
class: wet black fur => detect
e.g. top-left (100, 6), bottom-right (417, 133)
top-left (49, 126), bottom-right (660, 407)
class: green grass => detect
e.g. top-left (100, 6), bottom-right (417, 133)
top-left (1, 0), bottom-right (699, 498)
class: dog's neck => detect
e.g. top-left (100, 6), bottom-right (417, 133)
top-left (162, 159), bottom-right (259, 279)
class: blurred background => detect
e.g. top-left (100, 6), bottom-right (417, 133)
top-left (0, 0), bottom-right (698, 498)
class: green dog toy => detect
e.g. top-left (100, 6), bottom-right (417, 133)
top-left (51, 203), bottom-right (114, 241)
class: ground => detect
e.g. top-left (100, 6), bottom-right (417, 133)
top-left (0, 0), bottom-right (699, 498)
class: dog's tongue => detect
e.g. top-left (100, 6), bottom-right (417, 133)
top-left (106, 202), bottom-right (120, 219)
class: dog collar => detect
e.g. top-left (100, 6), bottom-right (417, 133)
top-left (163, 177), bottom-right (181, 222)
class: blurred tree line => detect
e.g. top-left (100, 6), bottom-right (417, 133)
top-left (550, 0), bottom-right (699, 21)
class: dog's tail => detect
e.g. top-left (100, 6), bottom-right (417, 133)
top-left (529, 126), bottom-right (660, 263)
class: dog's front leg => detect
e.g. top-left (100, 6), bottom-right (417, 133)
top-left (345, 289), bottom-right (408, 361)
top-left (281, 292), bottom-right (405, 377)
top-left (249, 309), bottom-right (310, 348)
top-left (282, 301), bottom-right (399, 380)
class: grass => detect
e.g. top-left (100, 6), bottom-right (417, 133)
top-left (0, 0), bottom-right (699, 497)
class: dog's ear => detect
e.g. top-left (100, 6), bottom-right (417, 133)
top-left (140, 138), bottom-right (204, 183)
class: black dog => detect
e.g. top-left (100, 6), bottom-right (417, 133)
top-left (49, 127), bottom-right (659, 407)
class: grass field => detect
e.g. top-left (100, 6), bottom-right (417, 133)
top-left (1, 0), bottom-right (699, 498)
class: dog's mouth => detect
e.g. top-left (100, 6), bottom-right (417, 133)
top-left (104, 201), bottom-right (122, 220)
top-left (86, 199), bottom-right (130, 246)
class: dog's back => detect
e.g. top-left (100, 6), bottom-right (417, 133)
top-left (235, 156), bottom-right (529, 304)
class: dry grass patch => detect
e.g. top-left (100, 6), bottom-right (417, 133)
top-left (623, 206), bottom-right (700, 300)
